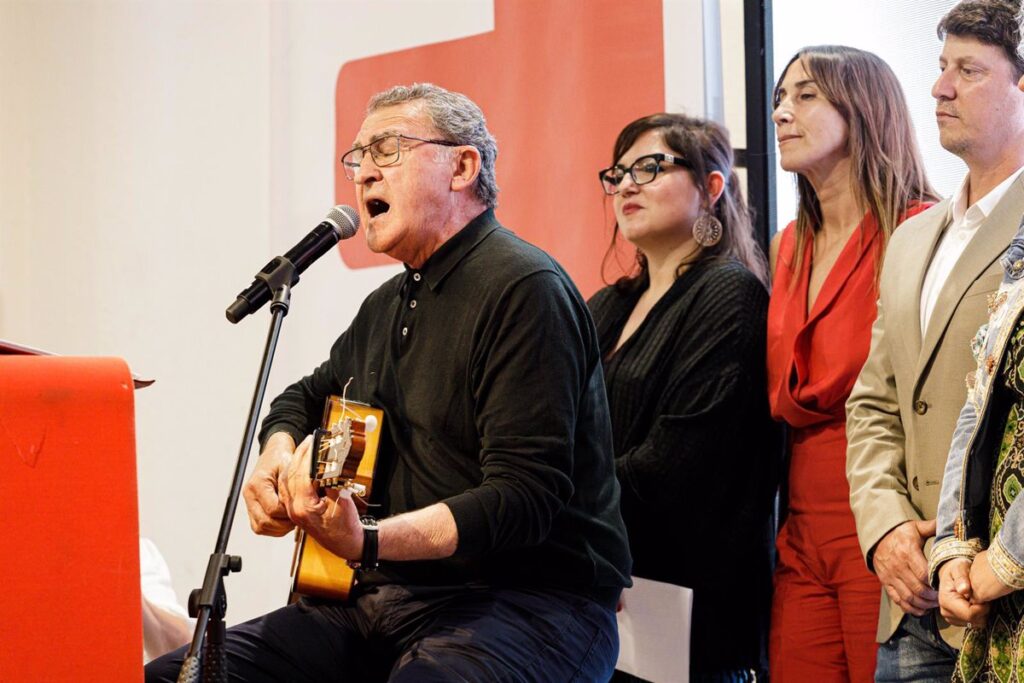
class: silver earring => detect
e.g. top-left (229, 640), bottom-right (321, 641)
top-left (693, 213), bottom-right (722, 247)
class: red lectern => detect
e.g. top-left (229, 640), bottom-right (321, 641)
top-left (0, 353), bottom-right (143, 681)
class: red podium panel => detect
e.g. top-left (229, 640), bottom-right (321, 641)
top-left (0, 356), bottom-right (142, 681)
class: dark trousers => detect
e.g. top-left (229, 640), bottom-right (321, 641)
top-left (146, 583), bottom-right (619, 682)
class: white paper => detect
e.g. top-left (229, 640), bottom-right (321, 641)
top-left (615, 576), bottom-right (692, 683)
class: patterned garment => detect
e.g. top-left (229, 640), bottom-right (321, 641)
top-left (954, 319), bottom-right (1024, 683)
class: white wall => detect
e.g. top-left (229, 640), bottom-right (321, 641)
top-left (1, 0), bottom-right (275, 623)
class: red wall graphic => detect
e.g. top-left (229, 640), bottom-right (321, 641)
top-left (334, 0), bottom-right (665, 297)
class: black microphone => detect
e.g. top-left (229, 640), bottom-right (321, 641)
top-left (225, 205), bottom-right (360, 323)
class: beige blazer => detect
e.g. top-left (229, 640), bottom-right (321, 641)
top-left (846, 177), bottom-right (1024, 646)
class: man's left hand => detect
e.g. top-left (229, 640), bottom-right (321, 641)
top-left (969, 550), bottom-right (1015, 603)
top-left (279, 435), bottom-right (364, 561)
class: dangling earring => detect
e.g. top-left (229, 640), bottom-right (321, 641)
top-left (693, 212), bottom-right (722, 248)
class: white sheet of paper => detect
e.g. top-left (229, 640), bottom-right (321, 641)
top-left (615, 576), bottom-right (692, 683)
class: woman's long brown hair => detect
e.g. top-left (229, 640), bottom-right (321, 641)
top-left (774, 46), bottom-right (938, 284)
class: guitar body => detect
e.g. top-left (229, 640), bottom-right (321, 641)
top-left (289, 396), bottom-right (383, 602)
top-left (291, 532), bottom-right (357, 601)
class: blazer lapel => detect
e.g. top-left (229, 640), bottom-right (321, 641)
top-left (915, 179), bottom-right (1024, 383)
top-left (900, 201), bottom-right (951, 364)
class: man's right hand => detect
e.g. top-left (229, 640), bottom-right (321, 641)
top-left (872, 519), bottom-right (939, 616)
top-left (242, 432), bottom-right (298, 536)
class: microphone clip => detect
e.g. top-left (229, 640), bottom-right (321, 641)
top-left (227, 256), bottom-right (298, 321)
top-left (255, 256), bottom-right (299, 315)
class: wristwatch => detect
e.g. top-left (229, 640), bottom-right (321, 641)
top-left (359, 516), bottom-right (379, 571)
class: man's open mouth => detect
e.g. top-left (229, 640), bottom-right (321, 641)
top-left (367, 199), bottom-right (390, 218)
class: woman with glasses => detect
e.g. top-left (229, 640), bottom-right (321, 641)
top-left (767, 46), bottom-right (937, 681)
top-left (590, 112), bottom-right (780, 682)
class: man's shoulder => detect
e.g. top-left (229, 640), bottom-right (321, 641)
top-left (365, 270), bottom-right (405, 298)
top-left (471, 226), bottom-right (571, 287)
top-left (486, 227), bottom-right (559, 267)
top-left (888, 200), bottom-right (949, 252)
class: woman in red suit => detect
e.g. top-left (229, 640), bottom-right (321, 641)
top-left (767, 45), bottom-right (937, 682)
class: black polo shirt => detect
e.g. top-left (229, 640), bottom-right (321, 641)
top-left (260, 209), bottom-right (631, 607)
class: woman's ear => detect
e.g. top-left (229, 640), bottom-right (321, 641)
top-left (706, 171), bottom-right (726, 206)
top-left (451, 146), bottom-right (482, 194)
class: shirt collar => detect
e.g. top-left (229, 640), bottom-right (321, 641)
top-left (408, 208), bottom-right (500, 291)
top-left (948, 165), bottom-right (1024, 226)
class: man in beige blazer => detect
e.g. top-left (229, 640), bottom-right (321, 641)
top-left (847, 2), bottom-right (1024, 680)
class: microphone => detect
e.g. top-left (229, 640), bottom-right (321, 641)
top-left (225, 205), bottom-right (359, 323)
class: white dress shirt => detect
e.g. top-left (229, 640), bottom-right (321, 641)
top-left (920, 166), bottom-right (1024, 335)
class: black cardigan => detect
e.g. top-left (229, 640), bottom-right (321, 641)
top-left (589, 258), bottom-right (782, 674)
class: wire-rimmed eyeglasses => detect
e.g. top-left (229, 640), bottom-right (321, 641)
top-left (340, 134), bottom-right (461, 180)
top-left (598, 153), bottom-right (688, 195)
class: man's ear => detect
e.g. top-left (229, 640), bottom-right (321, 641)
top-left (451, 146), bottom-right (482, 194)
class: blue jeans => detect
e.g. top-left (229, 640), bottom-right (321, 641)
top-left (875, 612), bottom-right (956, 683)
top-left (145, 584), bottom-right (618, 682)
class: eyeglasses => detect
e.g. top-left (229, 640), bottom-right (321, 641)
top-left (598, 153), bottom-right (688, 195)
top-left (341, 134), bottom-right (461, 180)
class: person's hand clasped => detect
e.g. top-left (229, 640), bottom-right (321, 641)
top-left (243, 432), bottom-right (298, 537)
top-left (938, 557), bottom-right (991, 628)
top-left (873, 519), bottom-right (939, 616)
top-left (968, 549), bottom-right (1015, 604)
top-left (279, 435), bottom-right (364, 561)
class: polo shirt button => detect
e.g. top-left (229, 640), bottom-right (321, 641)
top-left (401, 326), bottom-right (408, 337)
top-left (409, 300), bottom-right (417, 309)
top-left (412, 273), bottom-right (422, 282)
top-left (913, 400), bottom-right (928, 415)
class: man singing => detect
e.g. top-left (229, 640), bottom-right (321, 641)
top-left (146, 83), bottom-right (631, 682)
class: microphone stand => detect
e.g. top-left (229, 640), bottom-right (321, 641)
top-left (177, 259), bottom-right (297, 683)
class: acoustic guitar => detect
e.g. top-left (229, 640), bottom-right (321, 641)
top-left (288, 394), bottom-right (383, 601)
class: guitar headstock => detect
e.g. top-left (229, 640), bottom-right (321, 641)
top-left (309, 396), bottom-right (382, 501)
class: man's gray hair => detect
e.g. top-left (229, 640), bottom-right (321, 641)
top-left (368, 83), bottom-right (499, 209)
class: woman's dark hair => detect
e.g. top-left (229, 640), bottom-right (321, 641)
top-left (602, 112), bottom-right (769, 290)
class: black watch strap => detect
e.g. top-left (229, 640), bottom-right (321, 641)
top-left (360, 516), bottom-right (379, 571)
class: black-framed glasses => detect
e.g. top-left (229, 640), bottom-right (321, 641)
top-left (598, 153), bottom-right (688, 195)
top-left (341, 134), bottom-right (461, 180)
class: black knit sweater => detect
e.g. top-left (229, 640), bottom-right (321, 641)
top-left (589, 258), bottom-right (782, 673)
top-left (260, 211), bottom-right (631, 608)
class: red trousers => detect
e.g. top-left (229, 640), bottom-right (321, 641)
top-left (770, 424), bottom-right (880, 682)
